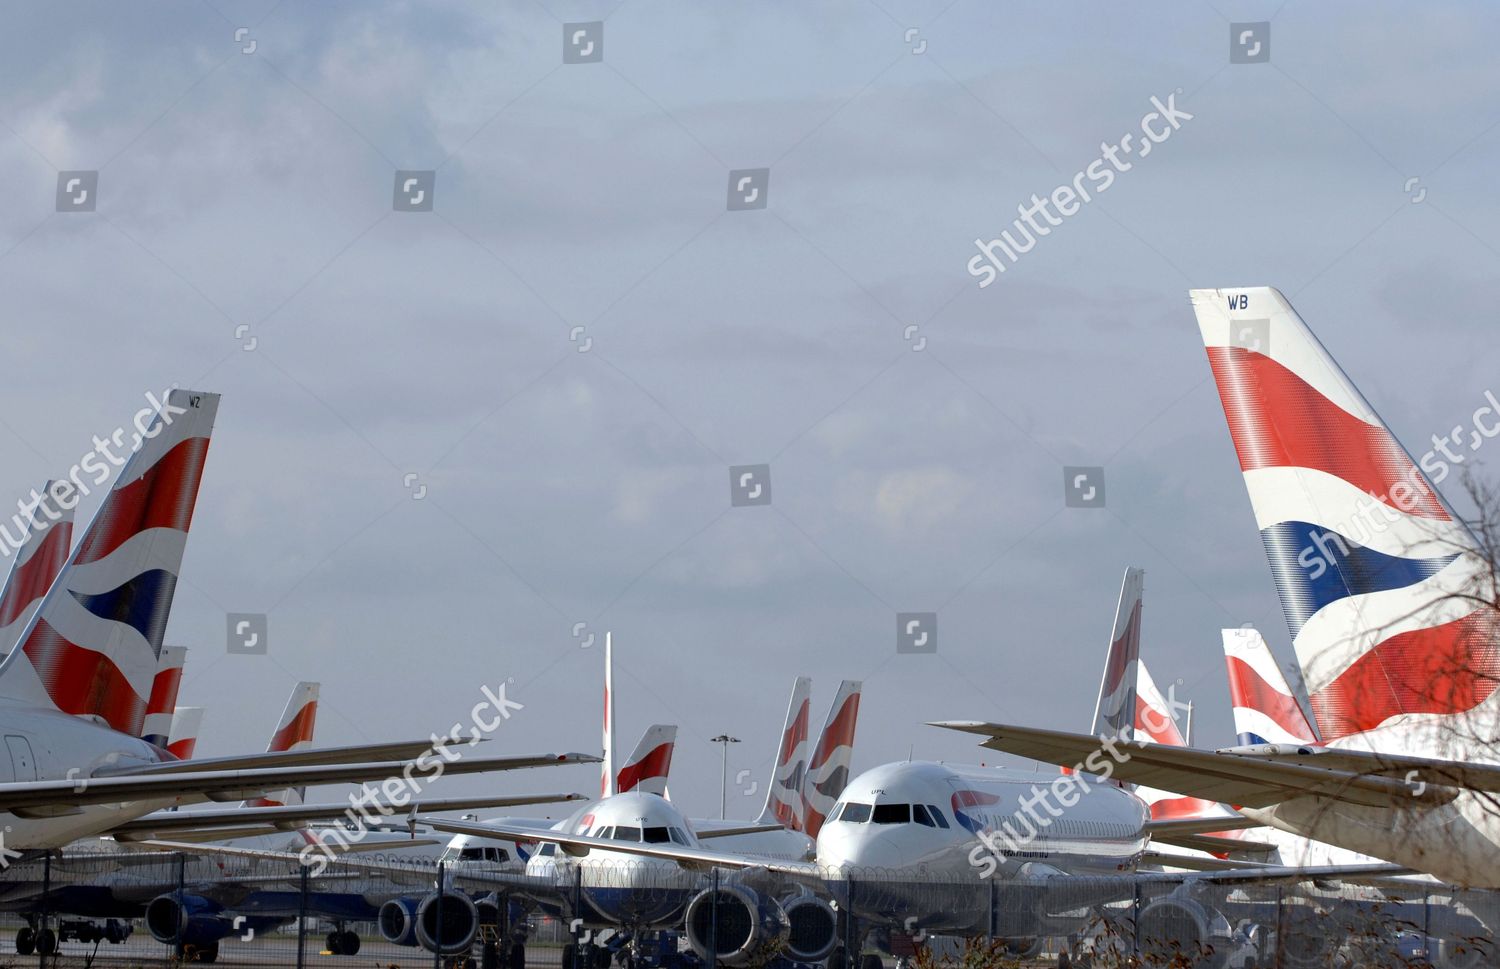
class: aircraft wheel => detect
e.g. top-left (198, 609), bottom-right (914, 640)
top-left (592, 946), bottom-right (612, 969)
top-left (15, 926), bottom-right (33, 955)
top-left (341, 930), bottom-right (361, 955)
top-left (327, 930), bottom-right (344, 954)
top-left (507, 941), bottom-right (526, 969)
top-left (826, 947), bottom-right (847, 969)
top-left (35, 927), bottom-right (56, 956)
top-left (562, 942), bottom-right (577, 969)
top-left (860, 954), bottom-right (883, 969)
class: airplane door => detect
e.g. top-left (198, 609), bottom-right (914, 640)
top-left (5, 736), bottom-right (36, 781)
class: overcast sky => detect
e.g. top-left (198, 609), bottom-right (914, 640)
top-left (2, 1), bottom-right (1498, 820)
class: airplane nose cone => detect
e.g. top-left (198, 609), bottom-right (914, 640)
top-left (818, 829), bottom-right (910, 872)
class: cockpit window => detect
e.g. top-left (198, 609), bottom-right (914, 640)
top-left (839, 802), bottom-right (872, 823)
top-left (912, 804), bottom-right (934, 827)
top-left (927, 805), bottom-right (950, 829)
top-left (872, 804), bottom-right (910, 825)
top-left (612, 825), bottom-right (642, 842)
top-left (643, 826), bottom-right (671, 843)
top-left (670, 828), bottom-right (690, 845)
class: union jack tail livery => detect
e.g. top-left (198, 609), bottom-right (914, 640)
top-left (167, 705), bottom-right (204, 760)
top-left (1194, 288), bottom-right (1498, 751)
top-left (802, 679), bottom-right (861, 839)
top-left (615, 724), bottom-right (676, 796)
top-left (0, 481), bottom-right (76, 653)
top-left (247, 680), bottom-right (319, 807)
top-left (1091, 567), bottom-right (1144, 740)
top-left (140, 645), bottom-right (187, 748)
top-left (1222, 627), bottom-right (1319, 747)
top-left (0, 390), bottom-right (219, 736)
top-left (756, 676), bottom-right (812, 831)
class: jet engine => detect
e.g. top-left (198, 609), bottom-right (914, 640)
top-left (144, 893), bottom-right (234, 949)
top-left (685, 884), bottom-right (791, 968)
top-left (781, 895), bottom-right (838, 963)
top-left (1135, 895), bottom-right (1233, 969)
top-left (378, 897), bottom-right (421, 947)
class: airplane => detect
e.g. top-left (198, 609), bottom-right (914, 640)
top-left (933, 287), bottom-right (1500, 953)
top-left (0, 388), bottom-right (595, 850)
top-left (140, 646), bottom-right (188, 750)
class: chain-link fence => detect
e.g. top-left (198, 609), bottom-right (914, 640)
top-left (0, 852), bottom-right (1494, 968)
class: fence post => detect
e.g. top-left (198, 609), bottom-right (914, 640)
top-left (1274, 885), bottom-right (1285, 969)
top-left (296, 862), bottom-right (309, 969)
top-left (708, 867), bottom-right (719, 969)
top-left (39, 852), bottom-right (50, 969)
top-left (987, 875), bottom-right (996, 941)
top-left (175, 853), bottom-right (186, 961)
top-left (434, 861), bottom-right (446, 969)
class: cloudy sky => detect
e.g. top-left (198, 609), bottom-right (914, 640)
top-left (2, 0), bottom-right (1498, 820)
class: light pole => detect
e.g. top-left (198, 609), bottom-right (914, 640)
top-left (710, 734), bottom-right (740, 819)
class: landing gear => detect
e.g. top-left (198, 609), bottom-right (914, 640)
top-left (326, 928), bottom-right (361, 954)
top-left (507, 940), bottom-right (527, 969)
top-left (35, 927), bottom-right (56, 956)
top-left (15, 926), bottom-right (33, 955)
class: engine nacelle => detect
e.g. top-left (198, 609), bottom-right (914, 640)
top-left (1136, 895), bottom-right (1232, 969)
top-left (1275, 907), bottom-right (1335, 969)
top-left (685, 885), bottom-right (790, 968)
top-left (416, 889), bottom-right (479, 955)
top-left (781, 895), bottom-right (837, 963)
top-left (144, 893), bottom-right (234, 948)
top-left (378, 897), bottom-right (421, 948)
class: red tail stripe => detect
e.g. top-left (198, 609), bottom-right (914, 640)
top-left (75, 437), bottom-right (212, 565)
top-left (167, 737), bottom-right (197, 760)
top-left (269, 701), bottom-right (317, 752)
top-left (1133, 694), bottom-right (1184, 746)
top-left (1225, 656), bottom-right (1315, 740)
top-left (1206, 347), bottom-right (1448, 520)
top-left (20, 620), bottom-right (147, 734)
top-left (146, 665), bottom-right (184, 719)
top-left (779, 702), bottom-right (809, 765)
top-left (1310, 611), bottom-right (1500, 739)
top-left (1101, 603), bottom-right (1142, 695)
top-left (0, 524), bottom-right (71, 626)
top-left (616, 742), bottom-right (674, 793)
top-left (810, 694), bottom-right (860, 768)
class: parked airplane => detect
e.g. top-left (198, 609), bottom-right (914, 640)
top-left (0, 389), bottom-right (594, 849)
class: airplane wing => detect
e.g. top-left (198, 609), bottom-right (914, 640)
top-left (693, 822), bottom-right (787, 839)
top-left (107, 737), bottom-right (490, 775)
top-left (108, 792), bottom-right (586, 841)
top-left (414, 815), bottom-right (823, 879)
top-left (0, 753), bottom-right (597, 816)
top-left (1215, 744), bottom-right (1500, 794)
top-left (931, 722), bottom-right (1458, 808)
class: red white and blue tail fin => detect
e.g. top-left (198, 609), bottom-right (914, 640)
top-left (1222, 627), bottom-right (1320, 747)
top-left (1091, 567), bottom-right (1145, 740)
top-left (802, 680), bottom-right (861, 839)
top-left (0, 390), bottom-right (219, 735)
top-left (0, 481), bottom-right (75, 653)
top-left (616, 724), bottom-right (675, 796)
top-left (756, 676), bottom-right (812, 830)
top-left (246, 681), bottom-right (319, 807)
top-left (1193, 288), bottom-right (1497, 750)
top-left (140, 645), bottom-right (187, 748)
top-left (167, 705), bottom-right (203, 760)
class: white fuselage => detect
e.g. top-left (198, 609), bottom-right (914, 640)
top-left (0, 699), bottom-right (177, 848)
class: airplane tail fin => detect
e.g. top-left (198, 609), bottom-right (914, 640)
top-left (616, 724), bottom-right (676, 796)
top-left (1222, 627), bottom-right (1320, 746)
top-left (1193, 287), bottom-right (1497, 746)
top-left (0, 390), bottom-right (219, 736)
top-left (756, 676), bottom-right (812, 829)
top-left (0, 481), bottom-right (76, 653)
top-left (140, 645), bottom-right (187, 747)
top-left (246, 681), bottom-right (319, 807)
top-left (601, 632), bottom-right (616, 797)
top-left (1134, 660), bottom-right (1237, 822)
top-left (1091, 567), bottom-right (1145, 740)
top-left (167, 706), bottom-right (203, 760)
top-left (802, 680), bottom-right (861, 839)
